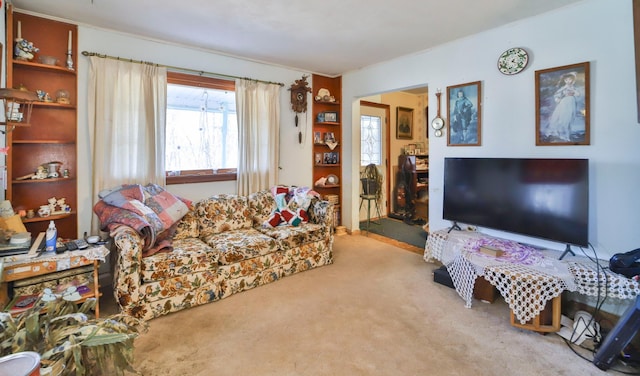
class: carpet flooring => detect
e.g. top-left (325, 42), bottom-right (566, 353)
top-left (121, 235), bottom-right (626, 376)
top-left (359, 217), bottom-right (428, 249)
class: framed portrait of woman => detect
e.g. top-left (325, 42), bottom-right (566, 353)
top-left (396, 107), bottom-right (413, 139)
top-left (535, 62), bottom-right (590, 145)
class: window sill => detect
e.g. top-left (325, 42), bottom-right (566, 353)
top-left (167, 172), bottom-right (237, 185)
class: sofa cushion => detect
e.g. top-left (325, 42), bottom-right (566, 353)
top-left (256, 222), bottom-right (327, 249)
top-left (248, 189), bottom-right (277, 227)
top-left (173, 211), bottom-right (200, 240)
top-left (200, 228), bottom-right (279, 265)
top-left (140, 238), bottom-right (219, 282)
top-left (196, 194), bottom-right (252, 236)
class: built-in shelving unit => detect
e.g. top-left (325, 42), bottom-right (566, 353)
top-left (6, 7), bottom-right (78, 238)
top-left (311, 75), bottom-right (342, 227)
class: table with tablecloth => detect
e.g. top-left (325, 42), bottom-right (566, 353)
top-left (424, 229), bottom-right (640, 324)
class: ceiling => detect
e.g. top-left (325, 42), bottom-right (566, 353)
top-left (12, 0), bottom-right (583, 77)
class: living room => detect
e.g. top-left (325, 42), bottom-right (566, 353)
top-left (0, 0), bottom-right (634, 265)
top-left (1, 0), bottom-right (639, 374)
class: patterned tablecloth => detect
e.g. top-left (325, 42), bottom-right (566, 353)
top-left (2, 245), bottom-right (110, 266)
top-left (424, 229), bottom-right (640, 323)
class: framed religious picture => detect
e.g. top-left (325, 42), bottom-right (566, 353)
top-left (396, 106), bottom-right (413, 139)
top-left (447, 81), bottom-right (481, 146)
top-left (535, 62), bottom-right (590, 145)
top-left (313, 131), bottom-right (323, 144)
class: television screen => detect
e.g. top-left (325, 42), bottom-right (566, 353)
top-left (443, 158), bottom-right (589, 247)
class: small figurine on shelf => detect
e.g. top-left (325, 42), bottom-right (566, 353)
top-left (14, 21), bottom-right (39, 61)
top-left (55, 198), bottom-right (68, 214)
top-left (36, 90), bottom-right (53, 103)
top-left (48, 197), bottom-right (57, 213)
top-left (31, 165), bottom-right (48, 180)
top-left (14, 38), bottom-right (39, 61)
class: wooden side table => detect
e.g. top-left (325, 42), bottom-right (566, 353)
top-left (0, 245), bottom-right (109, 318)
top-left (510, 295), bottom-right (561, 333)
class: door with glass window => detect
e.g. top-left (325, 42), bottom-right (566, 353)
top-left (360, 102), bottom-right (389, 221)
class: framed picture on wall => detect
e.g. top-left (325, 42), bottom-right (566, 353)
top-left (396, 106), bottom-right (413, 139)
top-left (535, 62), bottom-right (590, 145)
top-left (447, 81), bottom-right (481, 146)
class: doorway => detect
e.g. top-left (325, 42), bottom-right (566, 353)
top-left (356, 87), bottom-right (429, 248)
top-left (359, 101), bottom-right (390, 221)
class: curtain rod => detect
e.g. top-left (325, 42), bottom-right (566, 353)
top-left (81, 51), bottom-right (284, 86)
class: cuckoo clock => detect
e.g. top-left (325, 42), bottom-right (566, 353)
top-left (289, 75), bottom-right (312, 143)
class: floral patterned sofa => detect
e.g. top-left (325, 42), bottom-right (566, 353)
top-left (111, 188), bottom-right (334, 320)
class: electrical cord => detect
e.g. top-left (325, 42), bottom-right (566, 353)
top-left (559, 243), bottom-right (640, 374)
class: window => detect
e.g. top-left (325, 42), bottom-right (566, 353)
top-left (166, 72), bottom-right (237, 184)
top-left (361, 115), bottom-right (382, 166)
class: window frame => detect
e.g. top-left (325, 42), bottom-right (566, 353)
top-left (360, 114), bottom-right (383, 167)
top-left (165, 72), bottom-right (237, 185)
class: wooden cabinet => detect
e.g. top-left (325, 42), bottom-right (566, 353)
top-left (391, 154), bottom-right (428, 221)
top-left (311, 75), bottom-right (342, 226)
top-left (6, 9), bottom-right (78, 239)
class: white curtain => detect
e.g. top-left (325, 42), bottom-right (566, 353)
top-left (235, 79), bottom-right (281, 195)
top-left (88, 56), bottom-right (167, 233)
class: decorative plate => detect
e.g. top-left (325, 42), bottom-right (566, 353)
top-left (497, 47), bottom-right (529, 75)
top-left (317, 88), bottom-right (331, 98)
top-left (326, 174), bottom-right (339, 185)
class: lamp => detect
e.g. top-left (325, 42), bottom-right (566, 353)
top-left (0, 88), bottom-right (39, 134)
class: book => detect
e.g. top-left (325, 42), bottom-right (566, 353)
top-left (479, 245), bottom-right (504, 257)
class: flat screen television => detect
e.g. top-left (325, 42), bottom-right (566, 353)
top-left (443, 158), bottom-right (589, 247)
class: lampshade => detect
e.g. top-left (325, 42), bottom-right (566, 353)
top-left (0, 88), bottom-right (39, 133)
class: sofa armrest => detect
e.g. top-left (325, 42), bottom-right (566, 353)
top-left (308, 199), bottom-right (334, 228)
top-left (112, 226), bottom-right (145, 312)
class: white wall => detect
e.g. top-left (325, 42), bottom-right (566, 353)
top-left (72, 26), bottom-right (314, 237)
top-left (342, 0), bottom-right (640, 259)
top-left (11, 0), bottom-right (640, 261)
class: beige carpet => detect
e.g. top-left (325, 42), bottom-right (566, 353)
top-left (126, 235), bottom-right (613, 375)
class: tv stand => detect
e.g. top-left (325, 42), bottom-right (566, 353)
top-left (558, 244), bottom-right (576, 260)
top-left (447, 222), bottom-right (462, 233)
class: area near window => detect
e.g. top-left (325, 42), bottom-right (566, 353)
top-left (360, 114), bottom-right (382, 166)
top-left (166, 72), bottom-right (237, 184)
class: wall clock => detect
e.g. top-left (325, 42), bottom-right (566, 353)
top-left (431, 90), bottom-right (444, 137)
top-left (497, 47), bottom-right (529, 75)
top-left (289, 75), bottom-right (312, 143)
top-left (289, 75), bottom-right (311, 114)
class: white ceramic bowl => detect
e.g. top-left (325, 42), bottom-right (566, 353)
top-left (37, 55), bottom-right (59, 66)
